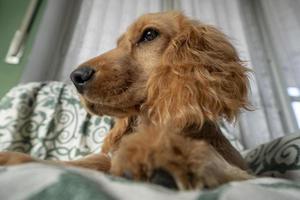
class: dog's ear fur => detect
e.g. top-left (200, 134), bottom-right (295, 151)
top-left (144, 16), bottom-right (250, 128)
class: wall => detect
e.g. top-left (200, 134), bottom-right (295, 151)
top-left (0, 0), bottom-right (45, 97)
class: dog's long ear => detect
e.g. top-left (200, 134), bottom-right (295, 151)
top-left (144, 18), bottom-right (250, 128)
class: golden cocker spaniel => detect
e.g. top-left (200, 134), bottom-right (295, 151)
top-left (0, 11), bottom-right (253, 190)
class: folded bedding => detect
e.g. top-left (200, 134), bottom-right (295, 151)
top-left (1, 163), bottom-right (300, 200)
top-left (0, 82), bottom-right (300, 200)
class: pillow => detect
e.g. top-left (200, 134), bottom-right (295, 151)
top-left (0, 82), bottom-right (112, 161)
top-left (0, 81), bottom-right (244, 160)
top-left (244, 133), bottom-right (300, 180)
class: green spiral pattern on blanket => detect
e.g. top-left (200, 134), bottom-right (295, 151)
top-left (0, 81), bottom-right (245, 160)
top-left (0, 82), bottom-right (112, 161)
top-left (1, 82), bottom-right (300, 181)
top-left (245, 134), bottom-right (300, 180)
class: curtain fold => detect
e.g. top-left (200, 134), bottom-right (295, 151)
top-left (55, 0), bottom-right (164, 81)
top-left (175, 0), bottom-right (273, 148)
top-left (24, 0), bottom-right (300, 148)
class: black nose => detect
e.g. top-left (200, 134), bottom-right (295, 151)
top-left (149, 169), bottom-right (178, 190)
top-left (70, 67), bottom-right (95, 92)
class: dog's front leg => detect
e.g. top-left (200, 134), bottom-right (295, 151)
top-left (0, 152), bottom-right (111, 172)
top-left (0, 152), bottom-right (35, 165)
top-left (63, 153), bottom-right (111, 172)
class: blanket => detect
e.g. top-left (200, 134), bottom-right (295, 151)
top-left (0, 82), bottom-right (300, 200)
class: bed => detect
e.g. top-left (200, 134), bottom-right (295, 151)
top-left (0, 82), bottom-right (299, 200)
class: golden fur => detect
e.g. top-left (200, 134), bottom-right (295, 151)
top-left (0, 11), bottom-right (253, 190)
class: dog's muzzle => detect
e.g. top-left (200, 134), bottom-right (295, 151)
top-left (70, 67), bottom-right (95, 93)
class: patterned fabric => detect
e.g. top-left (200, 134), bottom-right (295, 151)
top-left (0, 82), bottom-right (112, 161)
top-left (245, 133), bottom-right (300, 180)
top-left (1, 82), bottom-right (300, 199)
top-left (0, 163), bottom-right (300, 200)
top-left (0, 82), bottom-right (300, 200)
top-left (0, 81), bottom-right (244, 160)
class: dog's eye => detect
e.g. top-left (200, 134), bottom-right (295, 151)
top-left (138, 28), bottom-right (159, 43)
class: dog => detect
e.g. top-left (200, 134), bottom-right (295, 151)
top-left (0, 11), bottom-right (253, 190)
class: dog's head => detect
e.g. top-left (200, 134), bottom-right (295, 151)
top-left (71, 11), bottom-right (250, 126)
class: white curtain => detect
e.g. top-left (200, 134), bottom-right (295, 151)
top-left (27, 0), bottom-right (300, 148)
top-left (55, 0), bottom-right (165, 81)
top-left (173, 0), bottom-right (273, 149)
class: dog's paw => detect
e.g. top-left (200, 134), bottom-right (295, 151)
top-left (188, 144), bottom-right (253, 189)
top-left (110, 132), bottom-right (253, 190)
top-left (0, 152), bottom-right (34, 166)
